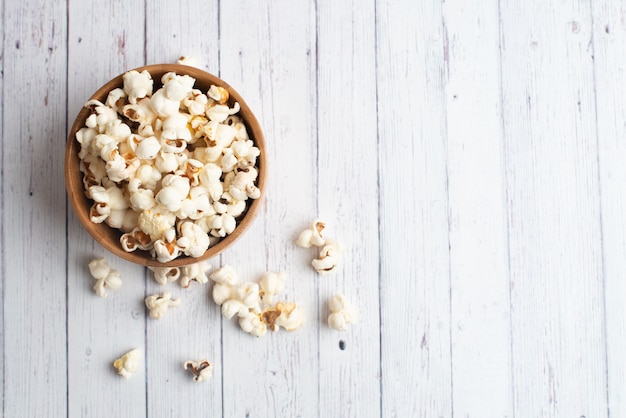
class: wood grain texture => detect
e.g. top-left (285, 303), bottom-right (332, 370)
top-left (2, 0), bottom-right (626, 416)
top-left (0, 0), bottom-right (4, 410)
top-left (66, 1), bottom-right (148, 417)
top-left (316, 1), bottom-right (381, 417)
top-left (592, 0), bottom-right (626, 414)
top-left (143, 2), bottom-right (223, 416)
top-left (2, 0), bottom-right (68, 416)
top-left (376, 1), bottom-right (452, 416)
top-left (499, 0), bottom-right (607, 416)
top-left (443, 0), bottom-right (513, 416)
top-left (218, 1), bottom-right (320, 416)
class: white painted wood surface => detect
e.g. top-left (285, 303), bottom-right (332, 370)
top-left (1, 1), bottom-right (624, 417)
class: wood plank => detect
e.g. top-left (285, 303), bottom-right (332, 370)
top-left (66, 1), bottom-right (148, 417)
top-left (499, 0), bottom-right (607, 416)
top-left (0, 0), bottom-right (4, 410)
top-left (591, 0), bottom-right (626, 413)
top-left (316, 1), bottom-right (380, 417)
top-left (442, 0), bottom-right (513, 415)
top-left (218, 1), bottom-right (319, 416)
top-left (2, 1), bottom-right (68, 416)
top-left (376, 1), bottom-right (452, 416)
top-left (144, 1), bottom-right (223, 415)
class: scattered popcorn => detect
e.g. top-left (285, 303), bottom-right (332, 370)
top-left (183, 359), bottom-right (213, 382)
top-left (76, 69), bottom-right (262, 263)
top-left (145, 291), bottom-right (181, 319)
top-left (179, 261), bottom-right (210, 288)
top-left (295, 219), bottom-right (326, 248)
top-left (113, 348), bottom-right (141, 379)
top-left (263, 302), bottom-right (305, 332)
top-left (88, 257), bottom-right (122, 297)
top-left (296, 220), bottom-right (342, 274)
top-left (259, 271), bottom-right (286, 305)
top-left (177, 55), bottom-right (202, 68)
top-left (274, 302), bottom-right (305, 332)
top-left (209, 266), bottom-right (304, 337)
top-left (312, 240), bottom-right (342, 275)
top-left (148, 266), bottom-right (181, 286)
top-left (327, 294), bottom-right (359, 331)
top-left (209, 264), bottom-right (240, 286)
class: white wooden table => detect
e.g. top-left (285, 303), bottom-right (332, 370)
top-left (2, 0), bottom-right (625, 416)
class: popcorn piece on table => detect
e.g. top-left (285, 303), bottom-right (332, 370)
top-left (113, 348), bottom-right (141, 379)
top-left (88, 257), bottom-right (122, 297)
top-left (183, 359), bottom-right (213, 382)
top-left (262, 302), bottom-right (305, 332)
top-left (179, 261), bottom-right (210, 288)
top-left (296, 219), bottom-right (327, 248)
top-left (311, 239), bottom-right (342, 275)
top-left (177, 55), bottom-right (201, 68)
top-left (327, 294), bottom-right (359, 331)
top-left (145, 291), bottom-right (181, 319)
top-left (259, 271), bottom-right (286, 305)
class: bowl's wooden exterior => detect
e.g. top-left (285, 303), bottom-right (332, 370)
top-left (65, 64), bottom-right (266, 267)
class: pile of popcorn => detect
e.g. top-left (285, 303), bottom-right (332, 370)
top-left (210, 266), bottom-right (305, 337)
top-left (76, 69), bottom-right (261, 263)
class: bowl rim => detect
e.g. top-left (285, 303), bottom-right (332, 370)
top-left (65, 63), bottom-right (266, 267)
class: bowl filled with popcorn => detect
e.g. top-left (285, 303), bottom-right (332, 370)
top-left (65, 64), bottom-right (266, 267)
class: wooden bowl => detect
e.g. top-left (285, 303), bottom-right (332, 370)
top-left (65, 64), bottom-right (266, 267)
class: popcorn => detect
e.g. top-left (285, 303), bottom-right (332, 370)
top-left (177, 221), bottom-right (210, 258)
top-left (296, 219), bottom-right (342, 274)
top-left (209, 265), bottom-right (240, 286)
top-left (123, 70), bottom-right (153, 104)
top-left (222, 299), bottom-right (249, 319)
top-left (259, 272), bottom-right (286, 305)
top-left (155, 174), bottom-right (191, 212)
top-left (207, 85), bottom-right (229, 104)
top-left (183, 359), bottom-right (213, 382)
top-left (179, 261), bottom-right (210, 288)
top-left (148, 266), bottom-right (181, 286)
top-left (261, 302), bottom-right (304, 332)
top-left (145, 291), bottom-right (181, 319)
top-left (210, 266), bottom-right (304, 337)
top-left (151, 88), bottom-right (181, 118)
top-left (162, 112), bottom-right (192, 143)
top-left (120, 227), bottom-right (153, 252)
top-left (113, 348), bottom-right (141, 379)
top-left (327, 294), bottom-right (359, 331)
top-left (152, 239), bottom-right (183, 263)
top-left (88, 257), bottom-right (122, 297)
top-left (212, 283), bottom-right (234, 305)
top-left (311, 240), bottom-right (342, 275)
top-left (296, 219), bottom-right (326, 248)
top-left (177, 55), bottom-right (201, 68)
top-left (105, 88), bottom-right (127, 112)
top-left (207, 102), bottom-right (241, 124)
top-left (229, 167), bottom-right (261, 201)
top-left (134, 136), bottom-right (161, 160)
top-left (183, 89), bottom-right (208, 115)
top-left (239, 312), bottom-right (267, 337)
top-left (274, 302), bottom-right (305, 332)
top-left (162, 72), bottom-right (195, 102)
top-left (138, 208), bottom-right (177, 242)
top-left (76, 70), bottom-right (262, 263)
top-left (122, 98), bottom-right (156, 126)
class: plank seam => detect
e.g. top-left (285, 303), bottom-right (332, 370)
top-left (588, 2), bottom-right (610, 416)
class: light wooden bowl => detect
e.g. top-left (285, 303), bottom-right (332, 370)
top-left (65, 64), bottom-right (266, 267)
